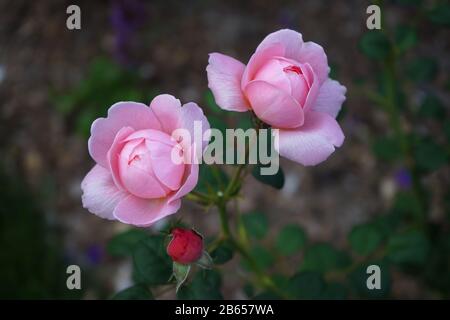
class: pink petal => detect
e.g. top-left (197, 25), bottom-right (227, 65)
top-left (169, 146), bottom-right (200, 202)
top-left (244, 80), bottom-right (304, 129)
top-left (178, 102), bottom-right (211, 152)
top-left (149, 94), bottom-right (182, 135)
top-left (113, 195), bottom-right (181, 227)
top-left (277, 111), bottom-right (344, 166)
top-left (241, 43), bottom-right (285, 90)
top-left (88, 102), bottom-right (161, 168)
top-left (300, 63), bottom-right (320, 113)
top-left (81, 165), bottom-right (127, 220)
top-left (298, 41), bottom-right (329, 84)
top-left (207, 53), bottom-right (249, 112)
top-left (255, 29), bottom-right (303, 61)
top-left (107, 126), bottom-right (135, 190)
top-left (313, 79), bottom-right (347, 118)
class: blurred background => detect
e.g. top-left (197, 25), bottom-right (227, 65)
top-left (0, 0), bottom-right (449, 299)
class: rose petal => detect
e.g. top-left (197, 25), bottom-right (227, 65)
top-left (88, 102), bottom-right (161, 167)
top-left (277, 111), bottom-right (344, 166)
top-left (298, 41), bottom-right (329, 84)
top-left (255, 29), bottom-right (303, 61)
top-left (149, 94), bottom-right (182, 135)
top-left (113, 195), bottom-right (181, 227)
top-left (207, 53), bottom-right (249, 112)
top-left (313, 79), bottom-right (347, 118)
top-left (81, 165), bottom-right (127, 220)
top-left (245, 80), bottom-right (304, 129)
top-left (107, 126), bottom-right (135, 190)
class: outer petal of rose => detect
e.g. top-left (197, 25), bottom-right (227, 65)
top-left (113, 195), bottom-right (181, 227)
top-left (255, 29), bottom-right (303, 61)
top-left (81, 165), bottom-right (127, 220)
top-left (207, 53), bottom-right (249, 112)
top-left (169, 146), bottom-right (199, 202)
top-left (276, 111), bottom-right (344, 166)
top-left (179, 102), bottom-right (211, 152)
top-left (298, 41), bottom-right (329, 84)
top-left (241, 43), bottom-right (285, 90)
top-left (88, 102), bottom-right (161, 168)
top-left (149, 94), bottom-right (183, 134)
top-left (245, 80), bottom-right (304, 129)
top-left (107, 126), bottom-right (135, 190)
top-left (312, 79), bottom-right (347, 119)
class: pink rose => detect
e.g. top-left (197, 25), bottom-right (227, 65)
top-left (81, 94), bottom-right (210, 227)
top-left (206, 29), bottom-right (346, 166)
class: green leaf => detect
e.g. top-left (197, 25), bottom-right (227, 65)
top-left (418, 94), bottom-right (445, 119)
top-left (395, 25), bottom-right (417, 54)
top-left (359, 30), bottom-right (391, 60)
top-left (112, 284), bottom-right (153, 300)
top-left (276, 224), bottom-right (307, 256)
top-left (132, 236), bottom-right (172, 285)
top-left (406, 57), bottom-right (438, 83)
top-left (194, 164), bottom-right (229, 194)
top-left (414, 139), bottom-right (448, 172)
top-left (392, 191), bottom-right (422, 218)
top-left (372, 136), bottom-right (402, 162)
top-left (241, 245), bottom-right (274, 271)
top-left (210, 241), bottom-right (234, 264)
top-left (173, 262), bottom-right (191, 292)
top-left (348, 261), bottom-right (391, 298)
top-left (107, 229), bottom-right (148, 257)
top-left (177, 270), bottom-right (223, 300)
top-left (387, 230), bottom-right (430, 266)
top-left (349, 223), bottom-right (384, 256)
top-left (252, 164), bottom-right (285, 189)
top-left (287, 272), bottom-right (324, 299)
top-left (301, 243), bottom-right (351, 273)
top-left (428, 4), bottom-right (450, 27)
top-left (320, 283), bottom-right (348, 299)
top-left (242, 212), bottom-right (269, 239)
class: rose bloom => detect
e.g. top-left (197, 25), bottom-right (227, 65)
top-left (166, 228), bottom-right (203, 264)
top-left (207, 29), bottom-right (346, 166)
top-left (81, 95), bottom-right (209, 227)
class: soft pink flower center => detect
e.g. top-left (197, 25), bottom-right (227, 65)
top-left (253, 57), bottom-right (310, 107)
top-left (117, 129), bottom-right (185, 199)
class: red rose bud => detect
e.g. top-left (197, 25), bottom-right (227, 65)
top-left (167, 228), bottom-right (203, 264)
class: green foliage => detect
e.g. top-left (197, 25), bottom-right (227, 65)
top-left (418, 94), bottom-right (445, 119)
top-left (359, 30), bottom-right (391, 60)
top-left (276, 224), bottom-right (307, 256)
top-left (287, 272), bottom-right (325, 299)
top-left (349, 222), bottom-right (384, 256)
top-left (177, 270), bottom-right (223, 300)
top-left (244, 246), bottom-right (274, 270)
top-left (413, 138), bottom-right (448, 172)
top-left (242, 212), bottom-right (269, 239)
top-left (112, 285), bottom-right (153, 300)
top-left (210, 241), bottom-right (234, 264)
top-left (107, 229), bottom-right (149, 257)
top-left (301, 243), bottom-right (351, 273)
top-left (52, 58), bottom-right (149, 138)
top-left (0, 168), bottom-right (80, 299)
top-left (372, 136), bottom-right (402, 162)
top-left (194, 164), bottom-right (229, 194)
top-left (428, 4), bottom-right (450, 27)
top-left (387, 230), bottom-right (430, 266)
top-left (395, 25), bottom-right (417, 54)
top-left (406, 57), bottom-right (438, 83)
top-left (252, 164), bottom-right (285, 189)
top-left (132, 235), bottom-right (172, 286)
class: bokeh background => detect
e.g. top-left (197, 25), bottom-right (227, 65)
top-left (1, 0), bottom-right (449, 299)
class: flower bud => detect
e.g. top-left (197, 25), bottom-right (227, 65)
top-left (167, 228), bottom-right (203, 264)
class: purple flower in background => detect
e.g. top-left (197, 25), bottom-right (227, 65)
top-left (394, 168), bottom-right (412, 190)
top-left (110, 0), bottom-right (147, 66)
top-left (86, 244), bottom-right (104, 265)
